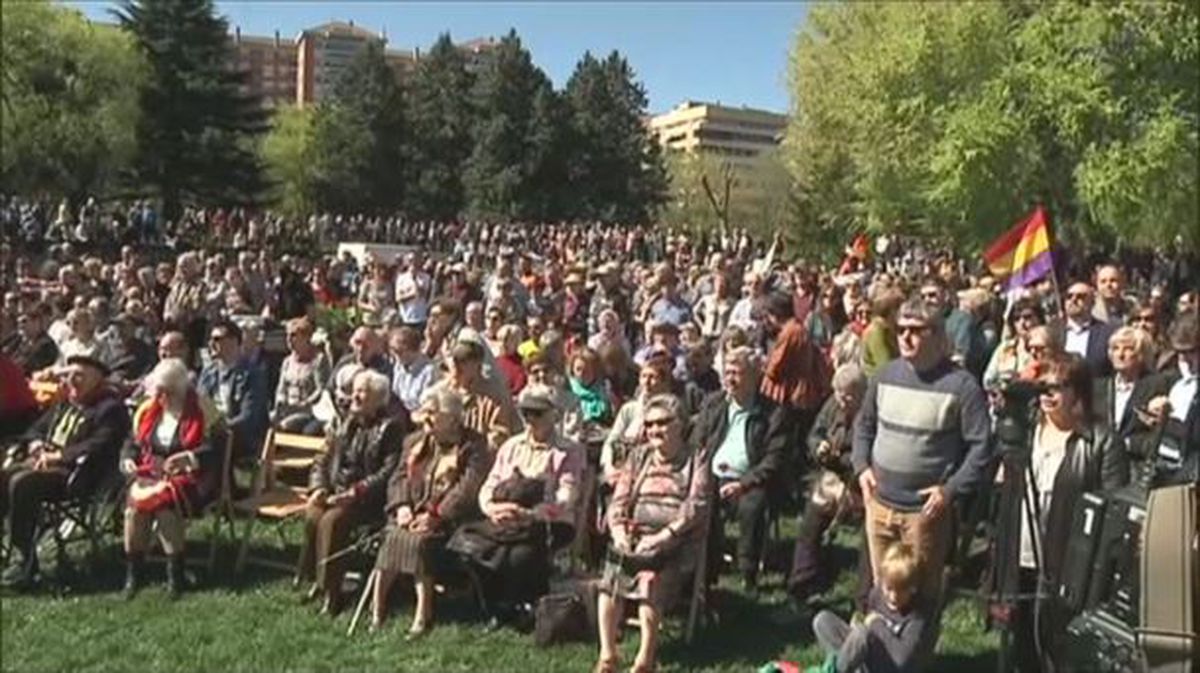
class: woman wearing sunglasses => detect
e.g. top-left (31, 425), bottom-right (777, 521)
top-left (595, 394), bottom-right (710, 673)
top-left (983, 296), bottom-right (1046, 392)
top-left (993, 353), bottom-right (1128, 673)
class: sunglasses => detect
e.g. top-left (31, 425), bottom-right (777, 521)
top-left (643, 417), bottom-right (676, 428)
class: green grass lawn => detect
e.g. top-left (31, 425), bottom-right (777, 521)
top-left (1, 519), bottom-right (997, 673)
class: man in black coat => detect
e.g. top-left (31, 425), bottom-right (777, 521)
top-left (1128, 313), bottom-right (1200, 485)
top-left (2, 305), bottom-right (59, 376)
top-left (0, 355), bottom-right (129, 588)
top-left (1061, 281), bottom-right (1116, 377)
top-left (691, 346), bottom-right (793, 590)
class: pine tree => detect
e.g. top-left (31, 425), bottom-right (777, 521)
top-left (408, 33), bottom-right (475, 220)
top-left (464, 29), bottom-right (565, 221)
top-left (334, 41), bottom-right (407, 213)
top-left (115, 0), bottom-right (268, 219)
top-left (564, 51), bottom-right (666, 223)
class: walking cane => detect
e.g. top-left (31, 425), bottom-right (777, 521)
top-left (347, 569), bottom-right (379, 636)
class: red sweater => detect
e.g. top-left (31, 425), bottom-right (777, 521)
top-left (0, 355), bottom-right (37, 417)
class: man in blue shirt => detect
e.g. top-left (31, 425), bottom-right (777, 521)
top-left (691, 347), bottom-right (793, 590)
top-left (197, 320), bottom-right (268, 463)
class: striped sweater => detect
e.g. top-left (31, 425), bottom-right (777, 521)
top-left (852, 358), bottom-right (992, 511)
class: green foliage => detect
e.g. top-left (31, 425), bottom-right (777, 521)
top-left (260, 106), bottom-right (316, 218)
top-left (115, 0), bottom-right (269, 219)
top-left (563, 51), bottom-right (667, 223)
top-left (0, 0), bottom-right (145, 200)
top-left (661, 149), bottom-right (799, 247)
top-left (464, 30), bottom-right (565, 221)
top-left (786, 2), bottom-right (1199, 250)
top-left (301, 41), bottom-right (408, 214)
top-left (407, 33), bottom-right (476, 220)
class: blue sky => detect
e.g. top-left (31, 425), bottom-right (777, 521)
top-left (68, 1), bottom-right (807, 115)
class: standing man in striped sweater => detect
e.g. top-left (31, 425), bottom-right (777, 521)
top-left (852, 296), bottom-right (993, 604)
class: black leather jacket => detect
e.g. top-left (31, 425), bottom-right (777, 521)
top-left (993, 421), bottom-right (1128, 615)
top-left (309, 412), bottom-right (407, 507)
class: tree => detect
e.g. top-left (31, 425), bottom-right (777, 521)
top-left (785, 3), bottom-right (1199, 250)
top-left (302, 40), bottom-right (407, 214)
top-left (464, 29), bottom-right (565, 221)
top-left (407, 33), bottom-right (475, 220)
top-left (332, 40), bottom-right (408, 212)
top-left (260, 105), bottom-right (316, 218)
top-left (115, 0), bottom-right (269, 219)
top-left (1, 1), bottom-right (145, 200)
top-left (563, 51), bottom-right (666, 223)
top-left (661, 149), bottom-right (801, 247)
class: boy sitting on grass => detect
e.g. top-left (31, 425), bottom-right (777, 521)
top-left (809, 542), bottom-right (937, 673)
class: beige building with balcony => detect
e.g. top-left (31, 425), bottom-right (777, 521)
top-left (649, 100), bottom-right (788, 168)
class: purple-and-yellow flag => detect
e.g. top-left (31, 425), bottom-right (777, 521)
top-left (983, 206), bottom-right (1054, 289)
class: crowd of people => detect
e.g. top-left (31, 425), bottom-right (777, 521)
top-left (1, 194), bottom-right (1198, 673)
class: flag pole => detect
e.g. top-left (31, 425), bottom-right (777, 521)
top-left (1043, 207), bottom-right (1064, 320)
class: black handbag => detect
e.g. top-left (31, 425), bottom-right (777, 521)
top-left (533, 582), bottom-right (595, 647)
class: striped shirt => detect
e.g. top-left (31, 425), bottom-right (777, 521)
top-left (852, 358), bottom-right (992, 511)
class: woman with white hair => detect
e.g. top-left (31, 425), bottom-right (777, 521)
top-left (120, 358), bottom-right (220, 599)
top-left (370, 387), bottom-right (490, 635)
top-left (1094, 325), bottom-right (1154, 444)
top-left (299, 369), bottom-right (408, 616)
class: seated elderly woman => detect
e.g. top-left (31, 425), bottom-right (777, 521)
top-left (299, 369), bottom-right (407, 616)
top-left (595, 394), bottom-right (711, 673)
top-left (121, 358), bottom-right (220, 600)
top-left (273, 317), bottom-right (331, 436)
top-left (370, 388), bottom-right (490, 635)
top-left (450, 384), bottom-right (584, 631)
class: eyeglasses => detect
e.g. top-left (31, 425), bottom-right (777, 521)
top-left (643, 417), bottom-right (676, 428)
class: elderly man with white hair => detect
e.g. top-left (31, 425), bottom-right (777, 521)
top-left (298, 369), bottom-right (409, 616)
top-left (788, 364), bottom-right (869, 602)
top-left (691, 345), bottom-right (793, 591)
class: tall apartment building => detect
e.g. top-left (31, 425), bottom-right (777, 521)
top-left (229, 21), bottom-right (493, 107)
top-left (649, 100), bottom-right (788, 169)
top-left (231, 28), bottom-right (297, 108)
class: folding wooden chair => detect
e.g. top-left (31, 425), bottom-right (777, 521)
top-left (200, 432), bottom-right (237, 575)
top-left (232, 428), bottom-right (326, 574)
top-left (685, 504), bottom-right (713, 644)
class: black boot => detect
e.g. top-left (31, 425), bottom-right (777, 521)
top-left (0, 548), bottom-right (37, 591)
top-left (165, 555), bottom-right (185, 600)
top-left (122, 554), bottom-right (144, 600)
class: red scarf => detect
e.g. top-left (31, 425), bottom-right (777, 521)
top-left (137, 390), bottom-right (205, 452)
